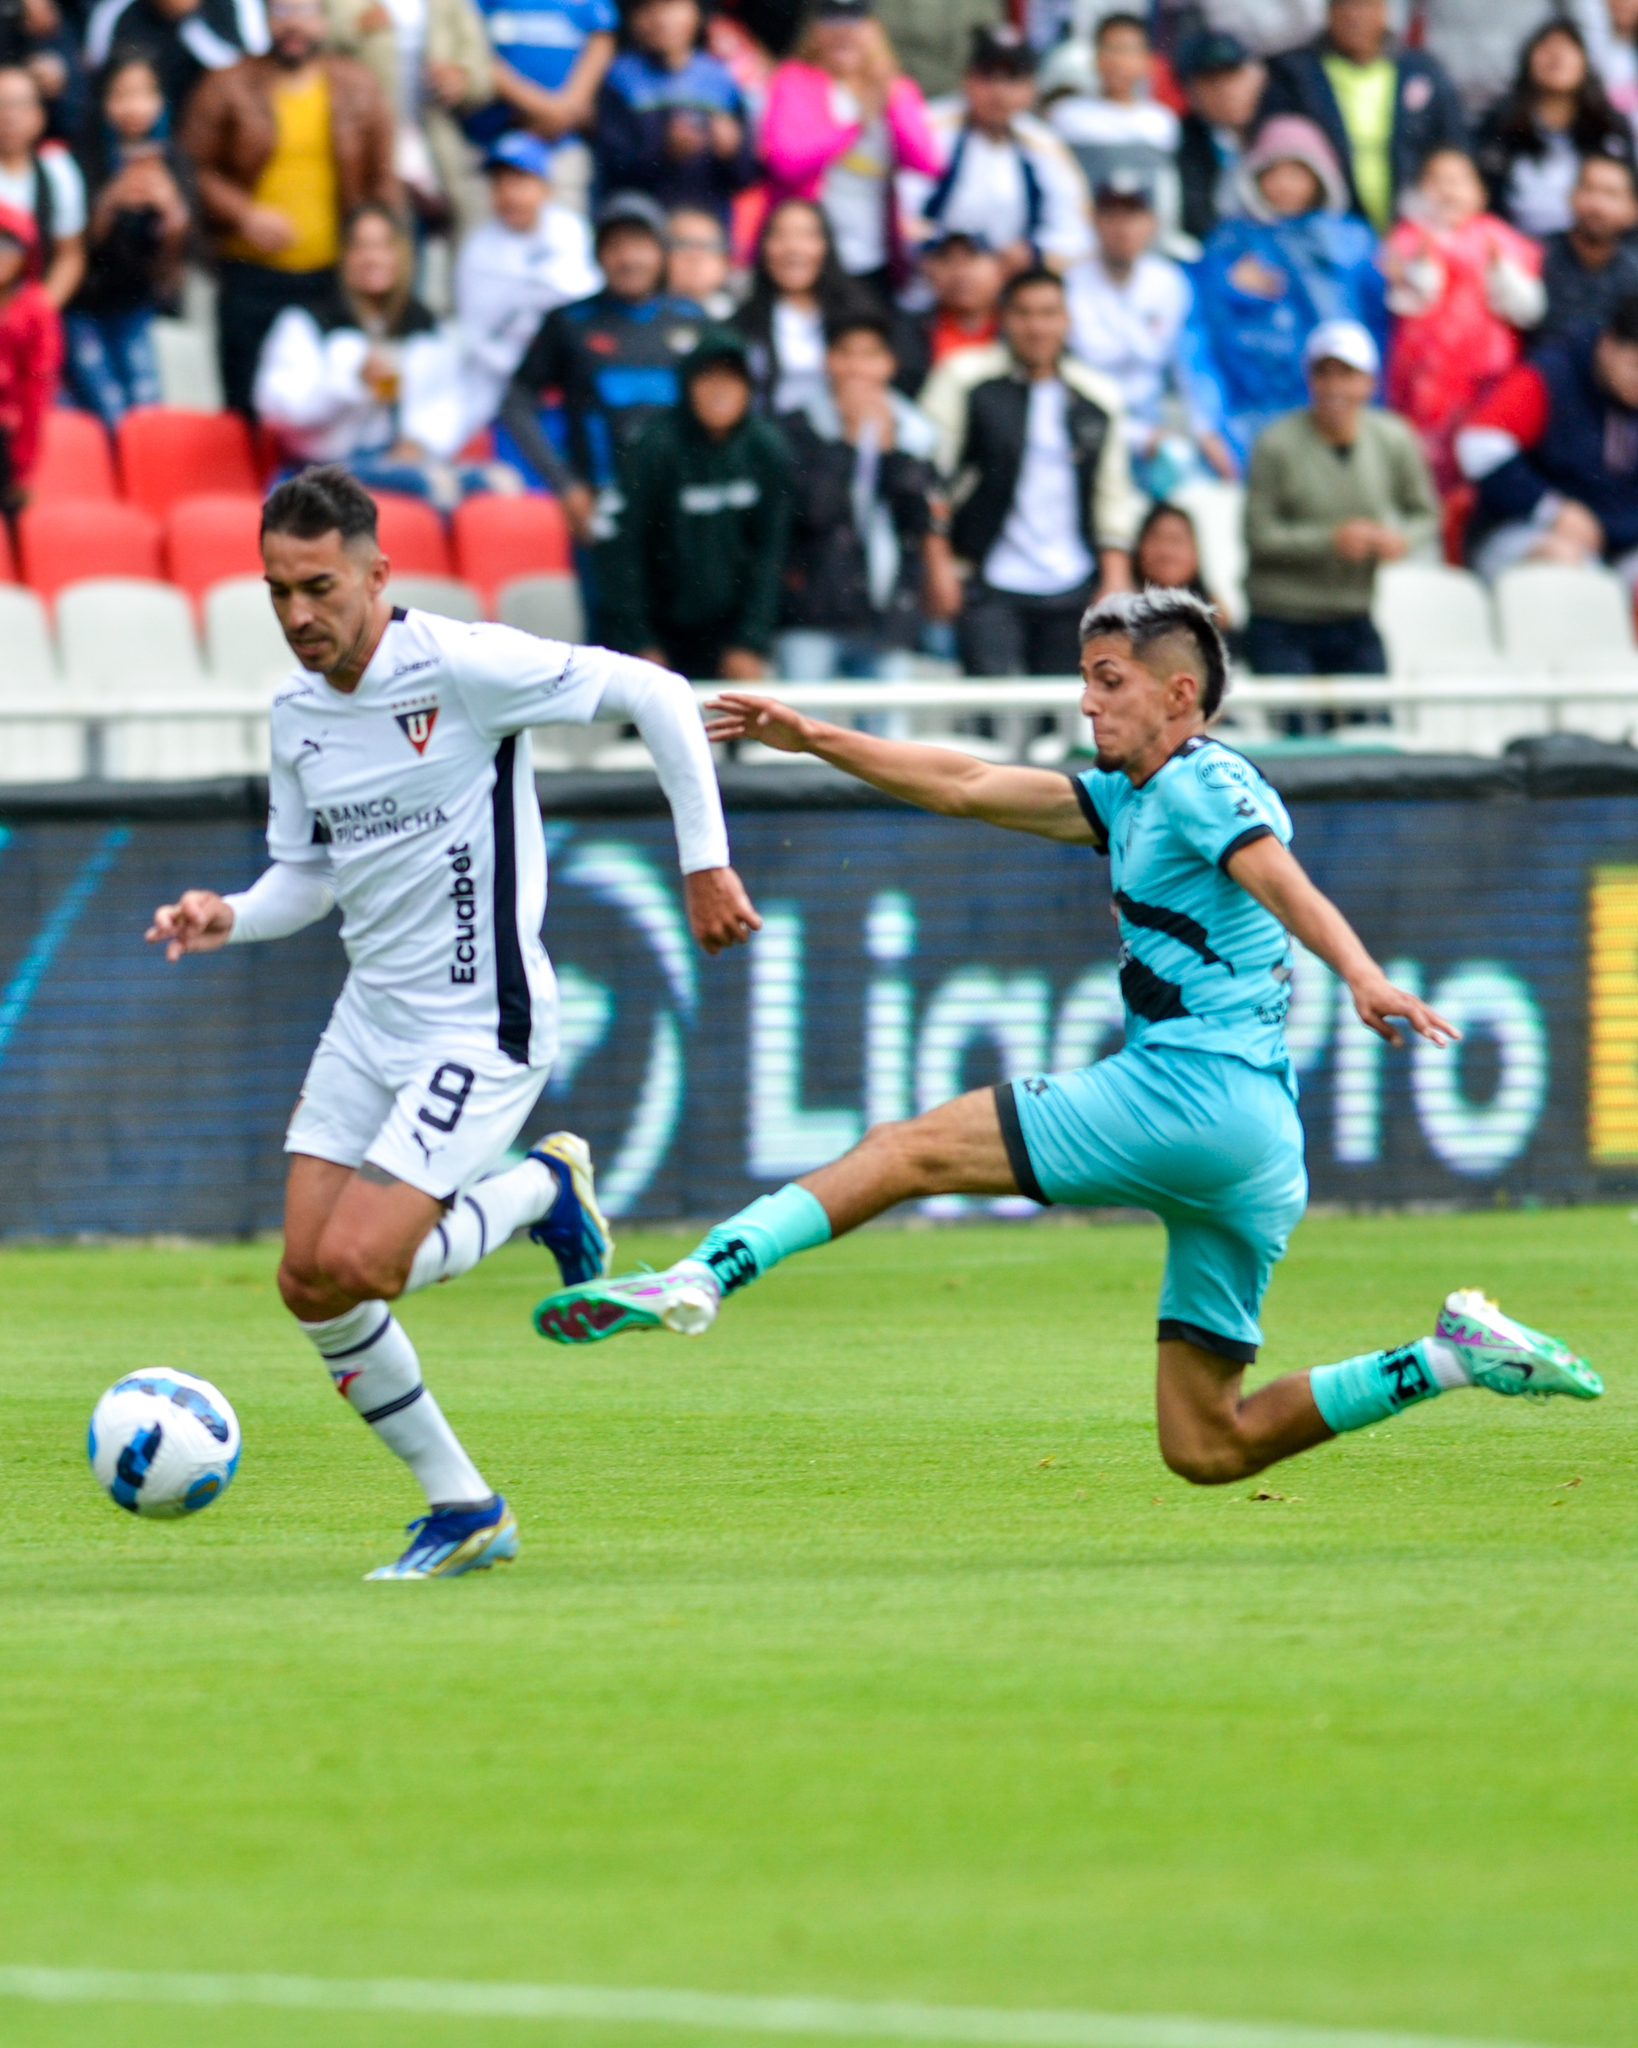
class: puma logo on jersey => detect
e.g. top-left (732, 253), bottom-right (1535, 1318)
top-left (395, 707), bottom-right (439, 755)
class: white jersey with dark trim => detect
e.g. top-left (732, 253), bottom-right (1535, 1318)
top-left (266, 607), bottom-right (612, 1065)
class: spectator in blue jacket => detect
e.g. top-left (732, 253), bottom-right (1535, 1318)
top-left (1256, 0), bottom-right (1467, 233)
top-left (1184, 114), bottom-right (1386, 474)
top-left (594, 0), bottom-right (756, 227)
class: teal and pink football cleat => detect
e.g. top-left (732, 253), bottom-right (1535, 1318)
top-left (534, 1265), bottom-right (718, 1345)
top-left (365, 1496), bottom-right (519, 1580)
top-left (1436, 1289), bottom-right (1602, 1400)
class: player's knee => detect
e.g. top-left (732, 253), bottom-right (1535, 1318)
top-left (871, 1115), bottom-right (955, 1195)
top-left (312, 1232), bottom-right (410, 1305)
top-left (1159, 1430), bottom-right (1255, 1487)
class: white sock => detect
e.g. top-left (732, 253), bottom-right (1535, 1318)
top-left (300, 1301), bottom-right (492, 1507)
top-left (1423, 1335), bottom-right (1472, 1390)
top-left (402, 1158), bottom-right (556, 1295)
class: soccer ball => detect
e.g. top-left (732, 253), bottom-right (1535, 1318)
top-left (87, 1370), bottom-right (241, 1518)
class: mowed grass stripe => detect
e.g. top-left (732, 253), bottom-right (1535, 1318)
top-left (0, 1969), bottom-right (1558, 2048)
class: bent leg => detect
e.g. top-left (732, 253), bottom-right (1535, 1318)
top-left (1156, 1340), bottom-right (1333, 1485)
top-left (801, 1087), bottom-right (1019, 1234)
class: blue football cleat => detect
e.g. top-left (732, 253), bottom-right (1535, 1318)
top-left (365, 1496), bottom-right (519, 1580)
top-left (527, 1131), bottom-right (613, 1287)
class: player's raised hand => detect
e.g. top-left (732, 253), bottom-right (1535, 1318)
top-left (684, 866), bottom-right (762, 955)
top-left (704, 693), bottom-right (813, 753)
top-left (1349, 971), bottom-right (1460, 1050)
top-left (146, 889), bottom-right (235, 961)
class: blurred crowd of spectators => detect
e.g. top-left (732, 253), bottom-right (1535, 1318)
top-left (4, 0), bottom-right (1638, 677)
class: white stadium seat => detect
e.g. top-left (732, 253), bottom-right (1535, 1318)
top-left (0, 586), bottom-right (80, 782)
top-left (1374, 563), bottom-right (1505, 674)
top-left (1494, 562), bottom-right (1638, 672)
top-left (498, 572), bottom-right (585, 644)
top-left (1168, 477), bottom-right (1247, 626)
top-left (389, 575), bottom-right (483, 623)
top-left (204, 575), bottom-right (293, 691)
top-left (150, 317), bottom-right (224, 412)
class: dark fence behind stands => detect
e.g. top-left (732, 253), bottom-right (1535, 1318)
top-left (5, 742), bottom-right (1638, 1235)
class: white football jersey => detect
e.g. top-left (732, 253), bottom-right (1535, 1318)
top-left (267, 607), bottom-right (614, 1065)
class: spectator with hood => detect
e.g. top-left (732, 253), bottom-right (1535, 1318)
top-left (66, 50), bottom-right (191, 426)
top-left (776, 301), bottom-right (949, 681)
top-left (901, 24), bottom-right (1090, 279)
top-left (733, 195), bottom-right (863, 414)
top-left (1184, 114), bottom-right (1386, 472)
top-left (1175, 29), bottom-right (1266, 244)
top-left (594, 0), bottom-right (755, 226)
top-left (83, 0), bottom-right (270, 125)
top-left (453, 130), bottom-right (599, 434)
top-left (1537, 154), bottom-right (1638, 350)
top-left (1475, 19), bottom-right (1636, 237)
top-left (502, 189), bottom-right (703, 595)
top-left (605, 326), bottom-right (791, 680)
top-left (255, 199), bottom-right (502, 504)
top-left (1458, 290), bottom-right (1638, 585)
top-left (760, 0), bottom-right (939, 296)
top-left (0, 199), bottom-right (59, 511)
top-left (1257, 0), bottom-right (1467, 232)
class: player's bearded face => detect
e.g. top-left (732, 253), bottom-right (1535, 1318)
top-left (264, 531), bottom-right (384, 677)
top-left (1080, 637), bottom-right (1173, 770)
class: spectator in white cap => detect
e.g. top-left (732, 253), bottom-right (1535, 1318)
top-left (1243, 316), bottom-right (1439, 675)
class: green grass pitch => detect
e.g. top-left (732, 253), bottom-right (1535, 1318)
top-left (3, 1210), bottom-right (1636, 2048)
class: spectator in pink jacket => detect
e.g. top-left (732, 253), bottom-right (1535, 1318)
top-left (1385, 146), bottom-right (1546, 494)
top-left (760, 0), bottom-right (940, 297)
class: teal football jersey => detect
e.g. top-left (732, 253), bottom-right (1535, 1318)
top-left (1074, 736), bottom-right (1295, 1070)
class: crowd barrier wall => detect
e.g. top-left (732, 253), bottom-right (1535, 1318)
top-left (4, 746), bottom-right (1638, 1235)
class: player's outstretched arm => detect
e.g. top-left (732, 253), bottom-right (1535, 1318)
top-left (146, 889), bottom-right (235, 961)
top-left (1227, 834), bottom-right (1459, 1048)
top-left (705, 693), bottom-right (1099, 845)
top-left (146, 862), bottom-right (336, 961)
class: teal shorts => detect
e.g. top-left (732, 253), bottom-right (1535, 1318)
top-left (999, 1045), bottom-right (1308, 1362)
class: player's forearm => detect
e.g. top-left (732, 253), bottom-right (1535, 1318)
top-left (592, 655), bottom-right (729, 873)
top-left (1246, 858), bottom-right (1377, 989)
top-left (223, 861), bottom-right (336, 944)
top-left (789, 719), bottom-right (1002, 816)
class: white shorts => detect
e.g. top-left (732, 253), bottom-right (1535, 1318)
top-left (286, 998), bottom-right (550, 1201)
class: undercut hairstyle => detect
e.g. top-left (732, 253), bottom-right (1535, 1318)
top-left (1079, 587), bottom-right (1229, 719)
top-left (261, 465), bottom-right (380, 547)
top-left (1000, 263), bottom-right (1065, 308)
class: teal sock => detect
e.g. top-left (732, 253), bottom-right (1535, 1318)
top-left (1309, 1338), bottom-right (1458, 1434)
top-left (682, 1185), bottom-right (832, 1296)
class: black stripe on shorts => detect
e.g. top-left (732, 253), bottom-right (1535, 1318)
top-left (1157, 1318), bottom-right (1257, 1365)
top-left (993, 1082), bottom-right (1052, 1207)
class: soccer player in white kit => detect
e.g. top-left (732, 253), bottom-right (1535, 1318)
top-left (146, 467), bottom-right (759, 1580)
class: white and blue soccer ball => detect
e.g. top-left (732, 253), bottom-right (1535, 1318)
top-left (87, 1370), bottom-right (241, 1518)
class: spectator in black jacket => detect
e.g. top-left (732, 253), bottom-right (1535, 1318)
top-left (776, 303), bottom-right (949, 682)
top-left (65, 50), bottom-right (190, 424)
top-left (592, 0), bottom-right (755, 227)
top-left (1175, 31), bottom-right (1265, 246)
top-left (604, 327), bottom-right (791, 680)
top-left (82, 0), bottom-right (268, 127)
top-left (1256, 0), bottom-right (1467, 232)
top-left (1475, 20), bottom-right (1638, 239)
top-left (1537, 154), bottom-right (1638, 351)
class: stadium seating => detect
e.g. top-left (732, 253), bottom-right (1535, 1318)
top-left (498, 573), bottom-right (585, 644)
top-left (1374, 564), bottom-right (1505, 673)
top-left (389, 575), bottom-right (483, 622)
top-left (31, 410), bottom-right (118, 503)
top-left (18, 500), bottom-right (163, 602)
top-left (117, 407), bottom-right (259, 520)
top-left (1494, 563), bottom-right (1638, 672)
top-left (204, 576), bottom-right (295, 690)
top-left (453, 494), bottom-right (573, 610)
top-left (0, 515), bottom-right (14, 581)
top-left (165, 494), bottom-right (265, 603)
top-left (0, 584), bottom-right (57, 687)
top-left (0, 587), bottom-right (82, 782)
top-left (150, 319), bottom-right (223, 412)
top-left (57, 579), bottom-right (206, 689)
top-left (374, 492), bottom-right (452, 575)
top-left (1169, 478), bottom-right (1247, 626)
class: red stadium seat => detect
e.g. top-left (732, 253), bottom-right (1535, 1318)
top-left (31, 409), bottom-right (117, 502)
top-left (373, 490), bottom-right (452, 575)
top-left (18, 499), bottom-right (163, 602)
top-left (0, 516), bottom-right (15, 581)
top-left (165, 493), bottom-right (265, 602)
top-left (116, 407), bottom-right (259, 519)
top-left (452, 493), bottom-right (572, 611)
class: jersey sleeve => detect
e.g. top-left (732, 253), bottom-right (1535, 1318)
top-left (265, 706), bottom-right (328, 866)
top-left (449, 621), bottom-right (612, 736)
top-left (1162, 747), bottom-right (1292, 872)
top-left (1069, 769), bottom-right (1112, 854)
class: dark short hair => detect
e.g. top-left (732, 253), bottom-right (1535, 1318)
top-left (1606, 292), bottom-right (1638, 344)
top-left (824, 301), bottom-right (895, 350)
top-left (1094, 11), bottom-right (1148, 40)
top-left (1580, 152), bottom-right (1638, 196)
top-left (1000, 263), bottom-right (1065, 308)
top-left (261, 465), bottom-right (379, 546)
top-left (1079, 587), bottom-right (1229, 718)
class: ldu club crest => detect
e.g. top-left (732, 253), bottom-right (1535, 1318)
top-left (394, 706), bottom-right (438, 755)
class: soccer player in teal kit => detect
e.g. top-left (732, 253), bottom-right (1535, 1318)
top-left (534, 589), bottom-right (1600, 1484)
